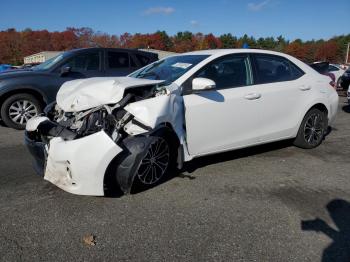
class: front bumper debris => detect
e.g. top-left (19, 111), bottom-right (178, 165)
top-left (24, 132), bottom-right (46, 176)
top-left (25, 130), bottom-right (123, 196)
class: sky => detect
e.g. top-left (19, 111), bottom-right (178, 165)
top-left (0, 0), bottom-right (349, 41)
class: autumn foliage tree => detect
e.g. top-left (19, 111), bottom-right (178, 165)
top-left (0, 27), bottom-right (349, 65)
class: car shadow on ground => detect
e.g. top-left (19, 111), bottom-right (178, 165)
top-left (182, 139), bottom-right (293, 174)
top-left (0, 119), bottom-right (6, 127)
top-left (342, 105), bottom-right (350, 113)
top-left (107, 126), bottom-right (336, 198)
top-left (301, 199), bottom-right (350, 262)
top-left (104, 139), bottom-right (294, 198)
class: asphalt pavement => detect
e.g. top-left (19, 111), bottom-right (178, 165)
top-left (0, 98), bottom-right (349, 262)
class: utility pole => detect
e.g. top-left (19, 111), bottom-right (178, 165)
top-left (346, 42), bottom-right (350, 64)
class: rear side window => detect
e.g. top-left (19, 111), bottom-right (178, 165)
top-left (108, 52), bottom-right (129, 68)
top-left (253, 54), bottom-right (304, 84)
top-left (66, 52), bottom-right (100, 71)
top-left (136, 54), bottom-right (151, 66)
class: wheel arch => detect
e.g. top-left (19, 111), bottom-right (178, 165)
top-left (293, 101), bottom-right (330, 137)
top-left (308, 103), bottom-right (329, 116)
top-left (0, 87), bottom-right (47, 109)
top-left (103, 122), bottom-right (181, 196)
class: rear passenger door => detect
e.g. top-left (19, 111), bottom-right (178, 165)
top-left (105, 51), bottom-right (137, 76)
top-left (250, 53), bottom-right (307, 142)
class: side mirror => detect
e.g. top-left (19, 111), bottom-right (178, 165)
top-left (60, 66), bottom-right (71, 76)
top-left (192, 77), bottom-right (216, 92)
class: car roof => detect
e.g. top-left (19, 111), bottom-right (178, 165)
top-left (184, 48), bottom-right (290, 57)
top-left (66, 47), bottom-right (158, 57)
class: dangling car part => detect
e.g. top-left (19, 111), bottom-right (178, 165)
top-left (25, 50), bottom-right (339, 196)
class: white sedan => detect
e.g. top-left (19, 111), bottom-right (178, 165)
top-left (25, 49), bottom-right (339, 196)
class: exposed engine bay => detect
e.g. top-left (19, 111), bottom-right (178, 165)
top-left (35, 83), bottom-right (168, 141)
top-left (25, 77), bottom-right (186, 196)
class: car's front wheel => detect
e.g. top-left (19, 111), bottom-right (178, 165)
top-left (135, 136), bottom-right (171, 186)
top-left (293, 108), bottom-right (327, 149)
top-left (0, 93), bottom-right (42, 130)
top-left (111, 128), bottom-right (178, 195)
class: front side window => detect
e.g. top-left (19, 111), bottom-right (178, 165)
top-left (65, 52), bottom-right (100, 71)
top-left (253, 54), bottom-right (304, 84)
top-left (193, 55), bottom-right (252, 90)
top-left (328, 65), bottom-right (339, 72)
top-left (130, 55), bottom-right (209, 83)
top-left (108, 52), bottom-right (130, 68)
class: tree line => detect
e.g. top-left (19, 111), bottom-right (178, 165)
top-left (0, 27), bottom-right (349, 65)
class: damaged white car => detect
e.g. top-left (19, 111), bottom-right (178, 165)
top-left (25, 49), bottom-right (339, 196)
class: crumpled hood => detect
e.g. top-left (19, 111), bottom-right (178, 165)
top-left (56, 77), bottom-right (165, 112)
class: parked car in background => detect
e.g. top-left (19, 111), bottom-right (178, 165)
top-left (339, 67), bottom-right (350, 91)
top-left (20, 63), bottom-right (41, 69)
top-left (0, 48), bottom-right (158, 129)
top-left (0, 64), bottom-right (16, 73)
top-left (24, 49), bottom-right (339, 196)
top-left (309, 62), bottom-right (336, 88)
top-left (328, 64), bottom-right (345, 88)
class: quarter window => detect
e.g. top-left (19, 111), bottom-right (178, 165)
top-left (328, 65), bottom-right (339, 72)
top-left (193, 55), bottom-right (252, 90)
top-left (108, 52), bottom-right (130, 68)
top-left (253, 54), bottom-right (304, 84)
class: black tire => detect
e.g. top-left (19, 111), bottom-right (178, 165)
top-left (336, 78), bottom-right (341, 89)
top-left (0, 93), bottom-right (42, 130)
top-left (132, 131), bottom-right (177, 192)
top-left (293, 108), bottom-right (327, 149)
top-left (111, 127), bottom-right (178, 195)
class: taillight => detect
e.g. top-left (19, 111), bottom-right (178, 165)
top-left (329, 81), bottom-right (336, 89)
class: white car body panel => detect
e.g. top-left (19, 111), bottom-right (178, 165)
top-left (25, 49), bottom-right (339, 196)
top-left (57, 77), bottom-right (164, 112)
top-left (26, 116), bottom-right (49, 131)
top-left (44, 131), bottom-right (122, 196)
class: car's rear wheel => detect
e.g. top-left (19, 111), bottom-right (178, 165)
top-left (293, 108), bottom-right (327, 149)
top-left (1, 93), bottom-right (42, 130)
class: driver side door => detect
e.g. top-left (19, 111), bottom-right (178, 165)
top-left (183, 54), bottom-right (264, 157)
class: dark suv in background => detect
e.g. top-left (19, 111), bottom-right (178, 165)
top-left (0, 48), bottom-right (158, 129)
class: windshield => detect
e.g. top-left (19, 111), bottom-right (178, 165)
top-left (130, 55), bottom-right (209, 83)
top-left (33, 54), bottom-right (65, 71)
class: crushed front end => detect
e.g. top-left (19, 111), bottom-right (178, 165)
top-left (25, 77), bottom-right (182, 196)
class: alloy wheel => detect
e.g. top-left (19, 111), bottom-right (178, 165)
top-left (137, 137), bottom-right (170, 185)
top-left (8, 100), bottom-right (38, 125)
top-left (303, 112), bottom-right (324, 146)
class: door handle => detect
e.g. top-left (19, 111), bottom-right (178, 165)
top-left (244, 93), bottom-right (261, 100)
top-left (299, 85), bottom-right (311, 91)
